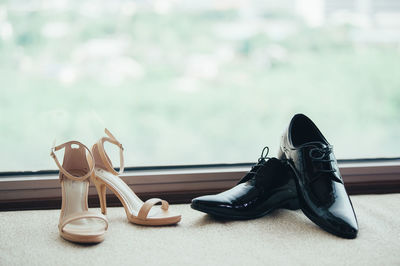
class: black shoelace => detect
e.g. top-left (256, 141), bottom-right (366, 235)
top-left (307, 145), bottom-right (342, 183)
top-left (238, 146), bottom-right (270, 184)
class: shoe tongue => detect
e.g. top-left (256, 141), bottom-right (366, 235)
top-left (256, 158), bottom-right (278, 175)
top-left (253, 158), bottom-right (288, 188)
top-left (239, 158), bottom-right (283, 185)
top-left (237, 160), bottom-right (264, 184)
top-left (305, 142), bottom-right (336, 205)
top-left (254, 158), bottom-right (282, 182)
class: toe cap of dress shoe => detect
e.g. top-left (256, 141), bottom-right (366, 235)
top-left (191, 195), bottom-right (231, 208)
top-left (324, 212), bottom-right (358, 239)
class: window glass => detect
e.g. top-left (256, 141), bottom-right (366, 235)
top-left (1, 0), bottom-right (399, 171)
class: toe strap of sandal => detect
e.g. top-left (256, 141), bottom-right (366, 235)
top-left (137, 198), bottom-right (169, 220)
top-left (59, 211), bottom-right (109, 232)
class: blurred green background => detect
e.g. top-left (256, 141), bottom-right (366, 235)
top-left (0, 0), bottom-right (399, 171)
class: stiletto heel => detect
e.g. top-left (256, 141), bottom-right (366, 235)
top-left (91, 129), bottom-right (181, 226)
top-left (92, 176), bottom-right (107, 215)
top-left (50, 141), bottom-right (108, 243)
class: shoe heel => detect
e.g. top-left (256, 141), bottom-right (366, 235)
top-left (92, 175), bottom-right (107, 215)
top-left (283, 199), bottom-right (300, 210)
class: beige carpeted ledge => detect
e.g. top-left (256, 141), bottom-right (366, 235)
top-left (1, 194), bottom-right (399, 266)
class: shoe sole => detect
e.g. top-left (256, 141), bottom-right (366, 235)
top-left (190, 197), bottom-right (300, 220)
top-left (60, 231), bottom-right (105, 244)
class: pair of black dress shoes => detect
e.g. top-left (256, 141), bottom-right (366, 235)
top-left (191, 114), bottom-right (358, 239)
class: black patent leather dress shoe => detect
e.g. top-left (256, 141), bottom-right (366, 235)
top-left (279, 114), bottom-right (358, 239)
top-left (191, 147), bottom-right (300, 220)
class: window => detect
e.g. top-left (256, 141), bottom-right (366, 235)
top-left (1, 0), bottom-right (399, 172)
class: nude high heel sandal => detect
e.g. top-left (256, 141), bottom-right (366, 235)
top-left (91, 129), bottom-right (181, 226)
top-left (51, 141), bottom-right (108, 243)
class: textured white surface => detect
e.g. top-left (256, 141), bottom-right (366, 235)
top-left (1, 194), bottom-right (399, 266)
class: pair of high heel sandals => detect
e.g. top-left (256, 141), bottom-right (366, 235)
top-left (51, 129), bottom-right (181, 243)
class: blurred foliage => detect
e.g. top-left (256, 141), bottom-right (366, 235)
top-left (0, 1), bottom-right (399, 171)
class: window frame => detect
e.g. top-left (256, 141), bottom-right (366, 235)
top-left (1, 159), bottom-right (400, 211)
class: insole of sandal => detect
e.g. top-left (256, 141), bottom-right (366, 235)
top-left (95, 168), bottom-right (168, 218)
top-left (62, 171), bottom-right (106, 234)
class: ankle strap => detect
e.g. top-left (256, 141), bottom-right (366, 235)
top-left (95, 128), bottom-right (125, 176)
top-left (50, 141), bottom-right (95, 181)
